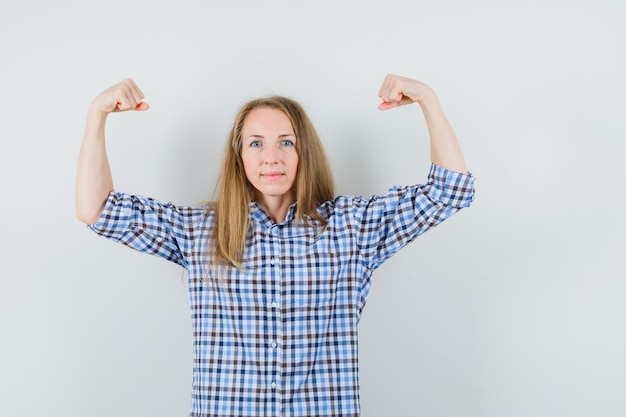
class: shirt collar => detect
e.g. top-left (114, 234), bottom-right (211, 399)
top-left (249, 201), bottom-right (298, 226)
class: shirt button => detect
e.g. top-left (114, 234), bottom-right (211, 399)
top-left (270, 381), bottom-right (277, 389)
top-left (270, 257), bottom-right (276, 266)
top-left (271, 300), bottom-right (278, 308)
top-left (271, 341), bottom-right (277, 349)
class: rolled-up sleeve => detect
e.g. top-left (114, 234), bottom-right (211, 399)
top-left (88, 191), bottom-right (205, 268)
top-left (352, 163), bottom-right (475, 271)
top-left (425, 164), bottom-right (475, 208)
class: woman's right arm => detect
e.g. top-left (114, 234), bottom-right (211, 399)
top-left (75, 79), bottom-right (149, 224)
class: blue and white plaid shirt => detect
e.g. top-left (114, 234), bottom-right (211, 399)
top-left (89, 164), bottom-right (475, 417)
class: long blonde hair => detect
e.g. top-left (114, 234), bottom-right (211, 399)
top-left (208, 96), bottom-right (335, 269)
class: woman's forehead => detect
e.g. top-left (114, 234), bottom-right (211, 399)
top-left (243, 107), bottom-right (295, 135)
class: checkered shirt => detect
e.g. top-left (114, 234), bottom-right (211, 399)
top-left (89, 164), bottom-right (475, 417)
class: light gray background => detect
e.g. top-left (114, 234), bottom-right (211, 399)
top-left (1, 1), bottom-right (624, 416)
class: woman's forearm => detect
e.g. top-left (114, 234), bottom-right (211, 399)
top-left (75, 110), bottom-right (114, 224)
top-left (419, 91), bottom-right (468, 174)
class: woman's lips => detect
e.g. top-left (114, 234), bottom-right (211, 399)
top-left (261, 172), bottom-right (284, 181)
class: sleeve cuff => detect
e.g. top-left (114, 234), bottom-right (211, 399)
top-left (427, 163), bottom-right (476, 207)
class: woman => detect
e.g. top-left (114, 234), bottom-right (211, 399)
top-left (76, 74), bottom-right (475, 417)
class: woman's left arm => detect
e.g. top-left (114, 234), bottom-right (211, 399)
top-left (378, 74), bottom-right (468, 174)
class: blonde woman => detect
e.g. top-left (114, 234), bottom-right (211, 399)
top-left (76, 74), bottom-right (475, 417)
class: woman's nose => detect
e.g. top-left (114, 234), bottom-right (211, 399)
top-left (263, 144), bottom-right (279, 163)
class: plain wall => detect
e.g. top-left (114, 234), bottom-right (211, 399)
top-left (1, 0), bottom-right (625, 416)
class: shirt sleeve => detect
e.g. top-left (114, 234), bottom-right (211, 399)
top-left (350, 164), bottom-right (475, 271)
top-left (88, 191), bottom-right (205, 268)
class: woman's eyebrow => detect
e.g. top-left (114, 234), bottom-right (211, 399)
top-left (247, 134), bottom-right (295, 139)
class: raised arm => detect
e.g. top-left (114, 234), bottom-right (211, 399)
top-left (75, 79), bottom-right (149, 224)
top-left (377, 74), bottom-right (468, 174)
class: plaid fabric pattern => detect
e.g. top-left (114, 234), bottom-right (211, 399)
top-left (89, 164), bottom-right (475, 417)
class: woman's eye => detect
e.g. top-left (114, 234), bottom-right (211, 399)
top-left (281, 140), bottom-right (294, 147)
top-left (250, 140), bottom-right (261, 148)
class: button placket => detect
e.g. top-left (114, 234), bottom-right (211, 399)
top-left (266, 228), bottom-right (282, 407)
top-left (274, 230), bottom-right (285, 410)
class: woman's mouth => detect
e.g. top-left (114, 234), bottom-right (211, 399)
top-left (261, 172), bottom-right (284, 181)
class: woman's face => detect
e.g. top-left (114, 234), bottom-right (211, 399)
top-left (241, 107), bottom-right (299, 208)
